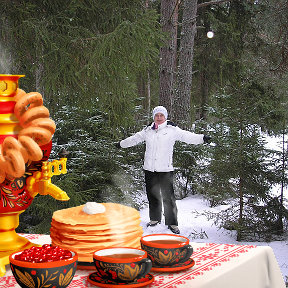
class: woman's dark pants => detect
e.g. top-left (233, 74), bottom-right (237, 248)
top-left (144, 170), bottom-right (178, 226)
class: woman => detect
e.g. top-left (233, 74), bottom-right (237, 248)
top-left (117, 106), bottom-right (211, 234)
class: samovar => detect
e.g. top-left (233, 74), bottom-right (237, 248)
top-left (0, 74), bottom-right (69, 276)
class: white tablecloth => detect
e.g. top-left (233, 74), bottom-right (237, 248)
top-left (0, 234), bottom-right (285, 288)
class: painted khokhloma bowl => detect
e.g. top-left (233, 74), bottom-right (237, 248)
top-left (9, 249), bottom-right (78, 288)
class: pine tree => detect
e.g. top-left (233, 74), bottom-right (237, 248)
top-left (247, 0), bottom-right (288, 236)
top-left (0, 0), bottom-right (164, 127)
top-left (173, 0), bottom-right (198, 127)
top-left (207, 78), bottom-right (288, 241)
top-left (159, 0), bottom-right (179, 116)
top-left (158, 0), bottom-right (240, 126)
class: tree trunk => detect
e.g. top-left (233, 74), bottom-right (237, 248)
top-left (144, 0), bottom-right (151, 120)
top-left (159, 0), bottom-right (179, 117)
top-left (1, 16), bottom-right (13, 73)
top-left (237, 123), bottom-right (244, 241)
top-left (35, 58), bottom-right (44, 96)
top-left (136, 74), bottom-right (146, 120)
top-left (275, 130), bottom-right (285, 235)
top-left (237, 175), bottom-right (244, 241)
top-left (173, 0), bottom-right (198, 127)
top-left (200, 62), bottom-right (209, 120)
top-left (147, 70), bottom-right (151, 119)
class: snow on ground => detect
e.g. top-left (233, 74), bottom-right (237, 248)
top-left (139, 194), bottom-right (288, 283)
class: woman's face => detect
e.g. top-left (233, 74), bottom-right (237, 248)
top-left (154, 113), bottom-right (166, 125)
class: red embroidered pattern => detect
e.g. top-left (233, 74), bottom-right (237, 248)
top-left (18, 233), bottom-right (43, 241)
top-left (18, 233), bottom-right (51, 245)
top-left (0, 276), bottom-right (17, 288)
top-left (150, 243), bottom-right (256, 287)
top-left (66, 275), bottom-right (92, 287)
top-left (2, 235), bottom-right (256, 287)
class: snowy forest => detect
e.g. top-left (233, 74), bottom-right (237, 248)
top-left (1, 0), bottom-right (288, 243)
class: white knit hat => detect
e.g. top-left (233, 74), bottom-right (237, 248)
top-left (152, 106), bottom-right (168, 119)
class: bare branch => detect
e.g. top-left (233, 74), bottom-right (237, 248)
top-left (198, 0), bottom-right (233, 9)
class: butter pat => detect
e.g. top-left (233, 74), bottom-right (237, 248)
top-left (82, 202), bottom-right (106, 214)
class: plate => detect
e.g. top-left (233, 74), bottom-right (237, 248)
top-left (87, 272), bottom-right (154, 288)
top-left (150, 258), bottom-right (195, 272)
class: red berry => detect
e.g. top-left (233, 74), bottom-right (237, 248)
top-left (16, 245), bottom-right (72, 262)
top-left (63, 251), bottom-right (72, 258)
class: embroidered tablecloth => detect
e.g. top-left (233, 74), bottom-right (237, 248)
top-left (0, 234), bottom-right (285, 288)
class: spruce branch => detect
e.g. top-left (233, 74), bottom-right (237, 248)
top-left (198, 0), bottom-right (234, 9)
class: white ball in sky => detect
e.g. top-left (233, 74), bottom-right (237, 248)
top-left (207, 31), bottom-right (214, 38)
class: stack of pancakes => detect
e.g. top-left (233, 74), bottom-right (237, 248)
top-left (50, 203), bottom-right (143, 263)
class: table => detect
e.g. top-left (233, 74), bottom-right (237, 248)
top-left (0, 234), bottom-right (285, 288)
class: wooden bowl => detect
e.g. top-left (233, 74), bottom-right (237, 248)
top-left (9, 247), bottom-right (78, 288)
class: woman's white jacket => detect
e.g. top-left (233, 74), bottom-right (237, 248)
top-left (120, 121), bottom-right (204, 172)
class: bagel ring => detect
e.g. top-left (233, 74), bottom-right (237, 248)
top-left (0, 155), bottom-right (7, 183)
top-left (19, 106), bottom-right (50, 127)
top-left (27, 118), bottom-right (56, 134)
top-left (2, 137), bottom-right (22, 155)
top-left (19, 126), bottom-right (52, 146)
top-left (5, 149), bottom-right (25, 178)
top-left (18, 136), bottom-right (43, 161)
top-left (14, 92), bottom-right (43, 119)
top-left (0, 88), bottom-right (56, 183)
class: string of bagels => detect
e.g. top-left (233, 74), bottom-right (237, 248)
top-left (0, 89), bottom-right (55, 183)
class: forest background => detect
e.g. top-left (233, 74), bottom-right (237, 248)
top-left (1, 0), bottom-right (288, 243)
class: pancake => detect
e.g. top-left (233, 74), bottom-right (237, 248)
top-left (50, 202), bottom-right (143, 264)
top-left (50, 218), bottom-right (141, 233)
top-left (52, 203), bottom-right (139, 225)
top-left (50, 227), bottom-right (142, 241)
top-left (51, 235), bottom-right (142, 250)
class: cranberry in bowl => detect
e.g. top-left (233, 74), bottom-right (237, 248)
top-left (9, 244), bottom-right (78, 288)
